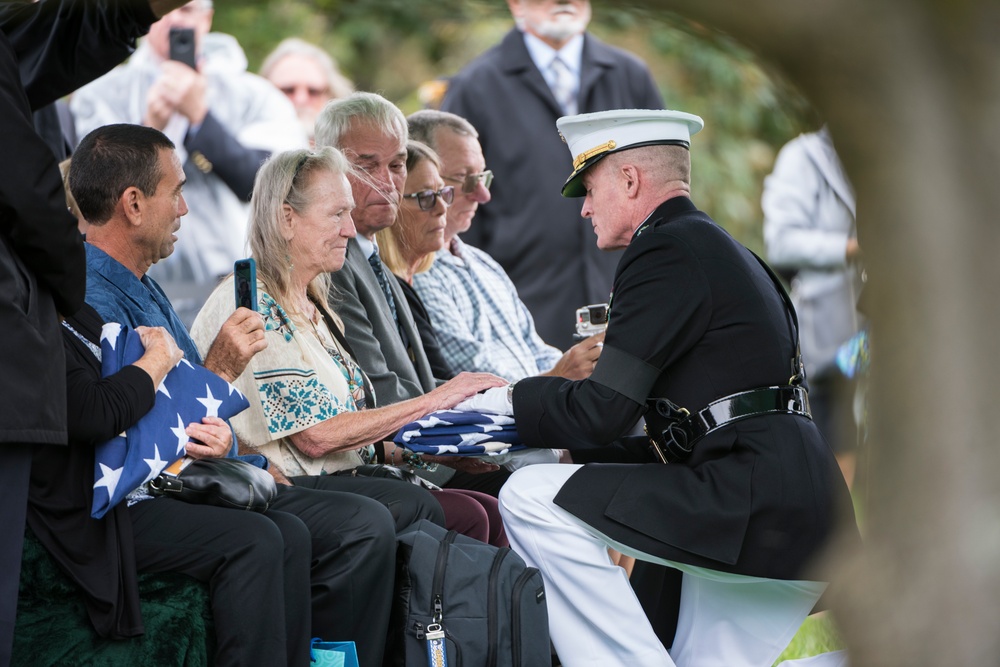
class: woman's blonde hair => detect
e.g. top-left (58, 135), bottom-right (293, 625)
top-left (248, 146), bottom-right (352, 322)
top-left (377, 140), bottom-right (443, 279)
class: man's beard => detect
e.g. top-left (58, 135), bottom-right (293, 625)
top-left (525, 9), bottom-right (589, 43)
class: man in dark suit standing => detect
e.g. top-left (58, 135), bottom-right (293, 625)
top-left (486, 110), bottom-right (860, 666)
top-left (441, 0), bottom-right (663, 350)
top-left (0, 3), bottom-right (190, 664)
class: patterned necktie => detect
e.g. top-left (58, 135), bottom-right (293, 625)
top-left (368, 246), bottom-right (410, 350)
top-left (548, 56), bottom-right (577, 115)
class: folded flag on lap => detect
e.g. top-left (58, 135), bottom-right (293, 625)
top-left (393, 409), bottom-right (525, 456)
top-left (91, 323), bottom-right (250, 519)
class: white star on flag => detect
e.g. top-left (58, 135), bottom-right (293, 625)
top-left (171, 414), bottom-right (189, 455)
top-left (142, 444), bottom-right (169, 484)
top-left (94, 462), bottom-right (123, 499)
top-left (197, 384), bottom-right (223, 418)
top-left (100, 323), bottom-right (122, 349)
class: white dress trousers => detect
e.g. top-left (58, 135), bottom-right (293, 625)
top-left (499, 464), bottom-right (834, 667)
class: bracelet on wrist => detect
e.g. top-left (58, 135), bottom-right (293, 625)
top-left (400, 448), bottom-right (438, 472)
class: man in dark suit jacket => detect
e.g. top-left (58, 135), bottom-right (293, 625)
top-left (490, 110), bottom-right (860, 666)
top-left (0, 2), bottom-right (189, 664)
top-left (314, 92), bottom-right (437, 406)
top-left (441, 0), bottom-right (663, 350)
top-left (315, 92), bottom-right (511, 496)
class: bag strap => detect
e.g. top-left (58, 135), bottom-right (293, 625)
top-left (311, 297), bottom-right (384, 462)
top-left (310, 296), bottom-right (376, 407)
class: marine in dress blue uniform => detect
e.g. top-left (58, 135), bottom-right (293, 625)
top-left (497, 109), bottom-right (861, 667)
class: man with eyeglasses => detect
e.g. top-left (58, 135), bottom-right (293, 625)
top-left (260, 38), bottom-right (355, 145)
top-left (71, 0), bottom-right (306, 327)
top-left (409, 109), bottom-right (604, 386)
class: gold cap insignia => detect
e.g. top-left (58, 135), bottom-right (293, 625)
top-left (572, 140), bottom-right (616, 171)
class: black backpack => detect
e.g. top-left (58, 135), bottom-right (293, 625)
top-left (388, 519), bottom-right (550, 667)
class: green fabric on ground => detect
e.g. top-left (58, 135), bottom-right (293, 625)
top-left (13, 531), bottom-right (214, 666)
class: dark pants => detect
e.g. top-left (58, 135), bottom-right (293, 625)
top-left (130, 485), bottom-right (397, 667)
top-left (0, 445), bottom-right (31, 667)
top-left (445, 468), bottom-right (512, 497)
top-left (291, 473), bottom-right (445, 532)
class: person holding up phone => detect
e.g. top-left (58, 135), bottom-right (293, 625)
top-left (71, 0), bottom-right (306, 328)
top-left (234, 258), bottom-right (257, 310)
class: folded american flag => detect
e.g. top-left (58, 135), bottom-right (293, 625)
top-left (91, 323), bottom-right (250, 519)
top-left (393, 410), bottom-right (526, 456)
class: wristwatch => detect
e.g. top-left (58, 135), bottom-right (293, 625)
top-left (506, 382), bottom-right (516, 405)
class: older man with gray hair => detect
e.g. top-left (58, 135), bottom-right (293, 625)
top-left (314, 92), bottom-right (512, 496)
top-left (408, 109), bottom-right (604, 385)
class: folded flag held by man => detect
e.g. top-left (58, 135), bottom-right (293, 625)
top-left (91, 323), bottom-right (250, 518)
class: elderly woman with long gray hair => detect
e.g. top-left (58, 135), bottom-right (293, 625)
top-left (192, 147), bottom-right (508, 543)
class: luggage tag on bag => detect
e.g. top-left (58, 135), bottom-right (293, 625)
top-left (424, 623), bottom-right (448, 667)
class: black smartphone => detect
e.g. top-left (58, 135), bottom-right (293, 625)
top-left (234, 258), bottom-right (257, 311)
top-left (168, 27), bottom-right (197, 69)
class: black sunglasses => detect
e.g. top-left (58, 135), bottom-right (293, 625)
top-left (443, 170), bottom-right (494, 194)
top-left (402, 185), bottom-right (455, 211)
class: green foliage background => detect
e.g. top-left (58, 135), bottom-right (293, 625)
top-left (213, 0), bottom-right (817, 251)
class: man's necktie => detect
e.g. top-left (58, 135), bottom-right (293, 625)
top-left (548, 57), bottom-right (577, 115)
top-left (368, 247), bottom-right (410, 350)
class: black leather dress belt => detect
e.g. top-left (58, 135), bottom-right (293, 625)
top-left (645, 385), bottom-right (811, 464)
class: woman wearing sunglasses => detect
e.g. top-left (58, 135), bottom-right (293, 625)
top-left (377, 141), bottom-right (458, 382)
top-left (376, 142), bottom-right (510, 547)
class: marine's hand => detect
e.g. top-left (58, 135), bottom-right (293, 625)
top-left (427, 372), bottom-right (507, 411)
top-left (546, 331), bottom-right (605, 380)
top-left (453, 385), bottom-right (513, 415)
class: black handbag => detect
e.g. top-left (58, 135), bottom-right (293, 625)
top-left (149, 457), bottom-right (278, 512)
top-left (333, 464), bottom-right (440, 491)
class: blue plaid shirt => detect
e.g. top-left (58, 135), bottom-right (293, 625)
top-left (413, 238), bottom-right (562, 382)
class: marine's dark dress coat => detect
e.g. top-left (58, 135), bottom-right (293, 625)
top-left (513, 197), bottom-right (859, 580)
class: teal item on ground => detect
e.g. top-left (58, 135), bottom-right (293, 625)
top-left (310, 638), bottom-right (359, 667)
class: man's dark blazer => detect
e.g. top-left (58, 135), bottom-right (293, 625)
top-left (442, 29), bottom-right (663, 351)
top-left (512, 197), bottom-right (860, 581)
top-left (329, 237), bottom-right (436, 406)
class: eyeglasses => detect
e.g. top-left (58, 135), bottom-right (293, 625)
top-left (402, 186), bottom-right (455, 211)
top-left (278, 85), bottom-right (330, 100)
top-left (442, 170), bottom-right (493, 194)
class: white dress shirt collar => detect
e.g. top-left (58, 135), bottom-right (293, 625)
top-left (355, 234), bottom-right (376, 260)
top-left (522, 31), bottom-right (584, 80)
